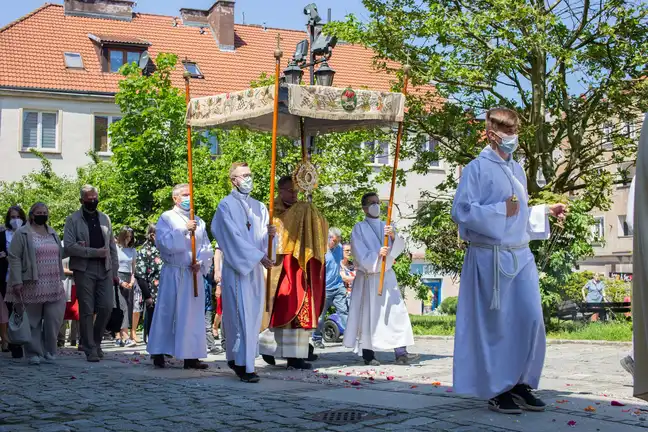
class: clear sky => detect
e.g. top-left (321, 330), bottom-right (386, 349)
top-left (1, 0), bottom-right (369, 30)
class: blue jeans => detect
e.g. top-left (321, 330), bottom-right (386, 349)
top-left (313, 285), bottom-right (348, 341)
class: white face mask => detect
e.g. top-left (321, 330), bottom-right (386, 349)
top-left (496, 133), bottom-right (519, 154)
top-left (367, 203), bottom-right (381, 218)
top-left (237, 176), bottom-right (253, 194)
top-left (10, 219), bottom-right (23, 231)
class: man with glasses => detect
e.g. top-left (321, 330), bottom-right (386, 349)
top-left (259, 176), bottom-right (327, 369)
top-left (212, 162), bottom-right (276, 383)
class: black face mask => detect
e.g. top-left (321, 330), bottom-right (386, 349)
top-left (82, 200), bottom-right (99, 213)
top-left (33, 215), bottom-right (48, 226)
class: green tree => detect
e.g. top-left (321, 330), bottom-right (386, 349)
top-left (0, 151), bottom-right (84, 235)
top-left (329, 0), bottom-right (648, 309)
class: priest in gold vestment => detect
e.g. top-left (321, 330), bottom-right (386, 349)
top-left (259, 176), bottom-right (328, 369)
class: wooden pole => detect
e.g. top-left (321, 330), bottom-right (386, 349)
top-left (184, 72), bottom-right (198, 298)
top-left (378, 65), bottom-right (410, 296)
top-left (266, 34), bottom-right (283, 312)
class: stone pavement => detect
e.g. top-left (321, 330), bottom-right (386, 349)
top-left (0, 337), bottom-right (645, 432)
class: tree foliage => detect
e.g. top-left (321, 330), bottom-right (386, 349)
top-left (329, 0), bottom-right (648, 309)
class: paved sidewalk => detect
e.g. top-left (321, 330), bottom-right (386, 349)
top-left (0, 338), bottom-right (645, 431)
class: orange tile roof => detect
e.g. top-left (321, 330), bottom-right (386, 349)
top-left (0, 3), bottom-right (405, 98)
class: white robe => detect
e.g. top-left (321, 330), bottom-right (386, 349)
top-left (212, 190), bottom-right (276, 373)
top-left (451, 146), bottom-right (550, 400)
top-left (343, 217), bottom-right (415, 354)
top-left (147, 208), bottom-right (213, 360)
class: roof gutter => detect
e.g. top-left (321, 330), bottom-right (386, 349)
top-left (0, 86), bottom-right (116, 101)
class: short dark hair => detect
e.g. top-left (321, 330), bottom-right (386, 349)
top-left (5, 205), bottom-right (27, 230)
top-left (361, 192), bottom-right (379, 207)
top-left (117, 226), bottom-right (135, 248)
top-left (278, 176), bottom-right (293, 189)
top-left (145, 224), bottom-right (156, 242)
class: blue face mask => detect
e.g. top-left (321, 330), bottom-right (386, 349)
top-left (179, 197), bottom-right (191, 211)
top-left (497, 133), bottom-right (519, 154)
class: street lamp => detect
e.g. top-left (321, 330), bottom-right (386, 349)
top-left (314, 59), bottom-right (335, 86)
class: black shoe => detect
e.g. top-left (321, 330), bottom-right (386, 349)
top-left (57, 340), bottom-right (65, 348)
top-left (184, 359), bottom-right (209, 370)
top-left (262, 354), bottom-right (276, 365)
top-left (308, 344), bottom-right (319, 362)
top-left (510, 384), bottom-right (546, 412)
top-left (488, 392), bottom-right (523, 415)
top-left (240, 372), bottom-right (260, 383)
top-left (70, 340), bottom-right (77, 347)
top-left (287, 358), bottom-right (312, 370)
top-left (227, 360), bottom-right (236, 370)
top-left (152, 354), bottom-right (166, 369)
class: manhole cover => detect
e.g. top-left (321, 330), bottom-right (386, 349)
top-left (312, 409), bottom-right (379, 425)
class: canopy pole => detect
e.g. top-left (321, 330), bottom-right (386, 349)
top-left (266, 35), bottom-right (283, 312)
top-left (184, 72), bottom-right (198, 298)
top-left (378, 65), bottom-right (410, 296)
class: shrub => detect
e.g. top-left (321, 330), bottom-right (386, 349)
top-left (438, 296), bottom-right (458, 315)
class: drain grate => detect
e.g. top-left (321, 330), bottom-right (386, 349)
top-left (312, 409), bottom-right (378, 425)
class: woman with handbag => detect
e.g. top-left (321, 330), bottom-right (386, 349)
top-left (2, 206), bottom-right (27, 358)
top-left (135, 224), bottom-right (162, 344)
top-left (6, 202), bottom-right (66, 365)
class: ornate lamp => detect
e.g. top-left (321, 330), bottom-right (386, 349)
top-left (314, 60), bottom-right (335, 86)
top-left (283, 60), bottom-right (304, 85)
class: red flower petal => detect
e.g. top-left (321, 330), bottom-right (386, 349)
top-left (70, 376), bottom-right (77, 380)
top-left (410, 385), bottom-right (418, 389)
top-left (387, 376), bottom-right (395, 381)
top-left (567, 420), bottom-right (576, 426)
top-left (611, 401), bottom-right (626, 406)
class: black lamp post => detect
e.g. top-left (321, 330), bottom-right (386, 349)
top-left (283, 60), bottom-right (304, 85)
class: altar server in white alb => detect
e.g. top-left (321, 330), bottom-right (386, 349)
top-left (148, 184), bottom-right (214, 370)
top-left (451, 107), bottom-right (566, 414)
top-left (212, 162), bottom-right (276, 383)
top-left (343, 192), bottom-right (418, 365)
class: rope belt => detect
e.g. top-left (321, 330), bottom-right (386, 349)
top-left (469, 242), bottom-right (528, 311)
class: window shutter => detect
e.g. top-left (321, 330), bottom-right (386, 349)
top-left (41, 113), bottom-right (57, 149)
top-left (22, 112), bottom-right (38, 148)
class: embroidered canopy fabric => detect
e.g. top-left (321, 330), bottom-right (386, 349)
top-left (185, 84), bottom-right (405, 138)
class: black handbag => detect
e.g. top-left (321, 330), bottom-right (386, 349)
top-left (106, 283), bottom-right (124, 334)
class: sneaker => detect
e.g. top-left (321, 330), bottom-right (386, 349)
top-left (312, 340), bottom-right (325, 350)
top-left (364, 358), bottom-right (381, 366)
top-left (124, 339), bottom-right (137, 348)
top-left (488, 392), bottom-right (523, 415)
top-left (262, 354), bottom-right (276, 365)
top-left (240, 372), bottom-right (260, 383)
top-left (209, 346), bottom-right (224, 355)
top-left (114, 339), bottom-right (122, 347)
top-left (28, 356), bottom-right (41, 365)
top-left (43, 353), bottom-right (57, 363)
top-left (620, 355), bottom-right (635, 377)
top-left (510, 384), bottom-right (546, 412)
top-left (395, 353), bottom-right (421, 365)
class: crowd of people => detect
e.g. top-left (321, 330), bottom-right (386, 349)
top-left (3, 106), bottom-right (629, 416)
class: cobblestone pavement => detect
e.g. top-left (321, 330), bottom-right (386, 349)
top-left (0, 337), bottom-right (645, 431)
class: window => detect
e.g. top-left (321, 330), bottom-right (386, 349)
top-left (363, 141), bottom-right (389, 165)
top-left (64, 52), bottom-right (84, 69)
top-left (201, 131), bottom-right (219, 157)
top-left (94, 115), bottom-right (122, 154)
top-left (624, 121), bottom-right (638, 141)
top-left (422, 137), bottom-right (440, 167)
top-left (183, 61), bottom-right (203, 78)
top-left (618, 215), bottom-right (633, 237)
top-left (22, 111), bottom-right (58, 150)
top-left (591, 216), bottom-right (605, 242)
top-left (108, 49), bottom-right (141, 73)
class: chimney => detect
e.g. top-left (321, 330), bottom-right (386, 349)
top-left (64, 0), bottom-right (135, 21)
top-left (179, 8), bottom-right (209, 27)
top-left (208, 1), bottom-right (236, 52)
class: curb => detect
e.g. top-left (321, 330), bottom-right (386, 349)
top-left (414, 335), bottom-right (632, 346)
